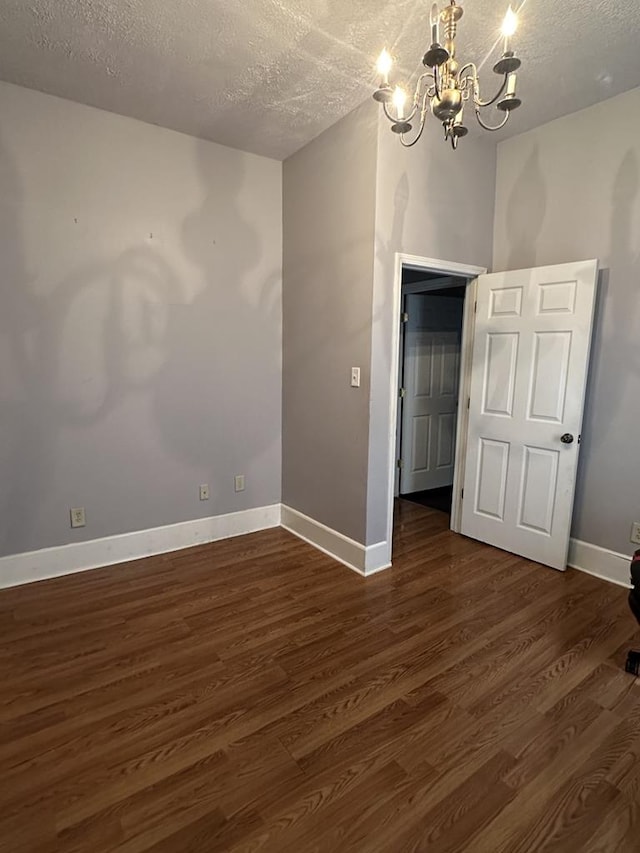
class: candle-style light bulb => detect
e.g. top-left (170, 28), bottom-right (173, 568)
top-left (430, 2), bottom-right (440, 45)
top-left (506, 72), bottom-right (517, 96)
top-left (501, 6), bottom-right (518, 53)
top-left (392, 86), bottom-right (408, 120)
top-left (376, 49), bottom-right (393, 86)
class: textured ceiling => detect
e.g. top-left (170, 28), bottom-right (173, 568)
top-left (0, 0), bottom-right (639, 160)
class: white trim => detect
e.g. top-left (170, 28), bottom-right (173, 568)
top-left (0, 504), bottom-right (282, 590)
top-left (402, 276), bottom-right (453, 295)
top-left (386, 254), bottom-right (487, 552)
top-left (567, 537), bottom-right (632, 588)
top-left (281, 505), bottom-right (390, 576)
top-left (385, 251), bottom-right (404, 544)
top-left (364, 541), bottom-right (392, 575)
top-left (451, 276), bottom-right (478, 533)
top-left (400, 253), bottom-right (487, 280)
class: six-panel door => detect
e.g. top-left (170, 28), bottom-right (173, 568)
top-left (460, 261), bottom-right (598, 570)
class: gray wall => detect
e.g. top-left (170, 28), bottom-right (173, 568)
top-left (493, 86), bottom-right (640, 556)
top-left (282, 102), bottom-right (378, 542)
top-left (0, 82), bottom-right (282, 558)
top-left (366, 119), bottom-right (497, 544)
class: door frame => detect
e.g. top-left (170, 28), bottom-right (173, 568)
top-left (386, 253), bottom-right (487, 553)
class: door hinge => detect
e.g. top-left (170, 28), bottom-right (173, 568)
top-left (461, 488), bottom-right (464, 500)
top-left (467, 397), bottom-right (470, 409)
top-left (397, 458), bottom-right (403, 469)
top-left (401, 312), bottom-right (409, 324)
top-left (578, 434), bottom-right (582, 444)
top-left (474, 300), bottom-right (477, 314)
top-left (399, 387), bottom-right (406, 399)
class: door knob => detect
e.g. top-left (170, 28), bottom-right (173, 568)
top-left (560, 433), bottom-right (574, 444)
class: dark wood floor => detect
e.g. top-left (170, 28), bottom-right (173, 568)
top-left (1, 500), bottom-right (639, 852)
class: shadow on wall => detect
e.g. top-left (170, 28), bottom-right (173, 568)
top-left (373, 170), bottom-right (409, 366)
top-left (572, 148), bottom-right (640, 530)
top-left (152, 139), bottom-right (281, 479)
top-left (505, 144), bottom-right (547, 271)
top-left (0, 133), bottom-right (280, 557)
top-left (0, 132), bottom-right (183, 552)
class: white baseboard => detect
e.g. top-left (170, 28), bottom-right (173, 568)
top-left (280, 505), bottom-right (391, 576)
top-left (0, 504), bottom-right (282, 590)
top-left (4, 514), bottom-right (627, 593)
top-left (364, 540), bottom-right (393, 575)
top-left (568, 537), bottom-right (632, 589)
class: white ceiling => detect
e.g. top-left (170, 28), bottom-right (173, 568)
top-left (0, 0), bottom-right (639, 160)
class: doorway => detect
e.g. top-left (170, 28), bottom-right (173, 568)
top-left (382, 253), bottom-right (486, 564)
top-left (395, 270), bottom-right (469, 522)
top-left (383, 253), bottom-right (598, 574)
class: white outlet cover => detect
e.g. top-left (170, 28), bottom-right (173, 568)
top-left (234, 475), bottom-right (245, 492)
top-left (631, 522), bottom-right (640, 545)
top-left (199, 484), bottom-right (209, 501)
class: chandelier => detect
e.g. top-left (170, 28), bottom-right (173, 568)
top-left (373, 2), bottom-right (522, 149)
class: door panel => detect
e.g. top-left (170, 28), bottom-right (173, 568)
top-left (461, 260), bottom-right (598, 570)
top-left (475, 438), bottom-right (509, 520)
top-left (517, 446), bottom-right (559, 535)
top-left (412, 415), bottom-right (431, 471)
top-left (489, 286), bottom-right (523, 317)
top-left (436, 413), bottom-right (456, 468)
top-left (483, 332), bottom-right (519, 416)
top-left (527, 331), bottom-right (571, 422)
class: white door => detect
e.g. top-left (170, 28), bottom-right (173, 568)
top-left (401, 294), bottom-right (463, 494)
top-left (461, 260), bottom-right (598, 570)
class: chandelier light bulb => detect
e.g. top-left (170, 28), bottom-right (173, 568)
top-left (392, 86), bottom-right (408, 120)
top-left (501, 5), bottom-right (518, 54)
top-left (501, 6), bottom-right (518, 38)
top-left (430, 2), bottom-right (440, 45)
top-left (376, 49), bottom-right (393, 85)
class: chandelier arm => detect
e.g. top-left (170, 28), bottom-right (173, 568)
top-left (433, 64), bottom-right (442, 102)
top-left (475, 75), bottom-right (509, 109)
top-left (400, 117), bottom-right (428, 147)
top-left (414, 72), bottom-right (433, 95)
top-left (409, 73), bottom-right (433, 110)
top-left (381, 73), bottom-right (432, 126)
top-left (382, 102), bottom-right (396, 123)
top-left (474, 108), bottom-right (510, 132)
top-left (400, 91), bottom-right (430, 147)
top-left (457, 63), bottom-right (477, 92)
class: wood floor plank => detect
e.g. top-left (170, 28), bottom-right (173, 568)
top-left (0, 499), bottom-right (637, 852)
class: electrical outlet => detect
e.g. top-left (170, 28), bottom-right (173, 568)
top-left (234, 474), bottom-right (245, 493)
top-left (70, 507), bottom-right (86, 528)
top-left (351, 367), bottom-right (361, 388)
top-left (631, 522), bottom-right (640, 545)
top-left (199, 484), bottom-right (209, 501)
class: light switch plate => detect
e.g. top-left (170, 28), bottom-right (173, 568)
top-left (351, 367), bottom-right (361, 388)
